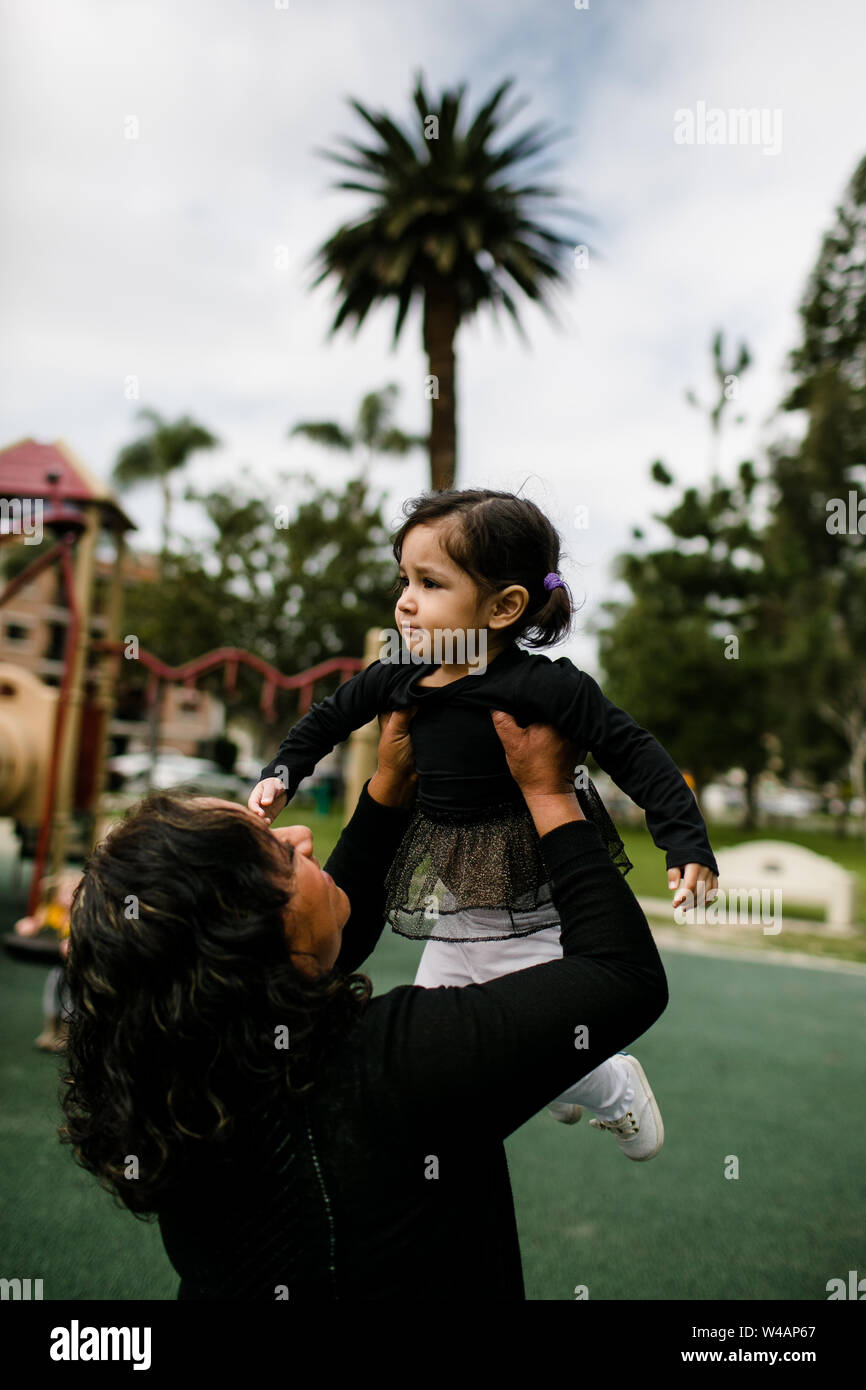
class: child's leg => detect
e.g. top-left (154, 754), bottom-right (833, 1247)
top-left (445, 925), bottom-right (637, 1122)
top-left (413, 911), bottom-right (548, 989)
top-left (552, 1057), bottom-right (634, 1122)
top-left (414, 938), bottom-right (477, 989)
top-left (414, 923), bottom-right (555, 989)
top-left (415, 921), bottom-right (662, 1157)
top-left (35, 965), bottom-right (66, 1051)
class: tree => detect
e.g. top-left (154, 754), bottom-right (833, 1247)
top-left (290, 383), bottom-right (426, 481)
top-left (121, 471), bottom-right (396, 740)
top-left (309, 74), bottom-right (582, 490)
top-left (684, 329), bottom-right (751, 476)
top-left (112, 408), bottom-right (219, 556)
top-left (598, 458), bottom-right (772, 821)
top-left (784, 153), bottom-right (866, 407)
top-left (597, 335), bottom-right (776, 824)
top-left (764, 368), bottom-right (866, 808)
top-left (764, 153), bottom-right (866, 815)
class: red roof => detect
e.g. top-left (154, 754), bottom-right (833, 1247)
top-left (0, 438), bottom-right (135, 530)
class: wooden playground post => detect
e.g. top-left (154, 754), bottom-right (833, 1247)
top-left (88, 530), bottom-right (128, 845)
top-left (47, 508), bottom-right (99, 880)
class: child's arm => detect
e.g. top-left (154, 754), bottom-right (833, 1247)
top-left (544, 660), bottom-right (719, 885)
top-left (249, 660), bottom-right (396, 819)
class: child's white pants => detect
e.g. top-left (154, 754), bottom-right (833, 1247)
top-left (413, 924), bottom-right (634, 1122)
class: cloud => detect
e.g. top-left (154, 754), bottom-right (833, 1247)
top-left (1, 0), bottom-right (863, 674)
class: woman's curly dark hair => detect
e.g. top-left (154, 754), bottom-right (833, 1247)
top-left (59, 792), bottom-right (371, 1217)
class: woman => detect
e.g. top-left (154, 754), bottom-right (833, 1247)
top-left (60, 708), bottom-right (668, 1300)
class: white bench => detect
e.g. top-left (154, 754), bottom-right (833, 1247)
top-left (715, 840), bottom-right (858, 933)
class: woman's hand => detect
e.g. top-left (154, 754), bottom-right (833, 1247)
top-left (490, 710), bottom-right (584, 836)
top-left (367, 708), bottom-right (418, 809)
top-left (490, 710), bottom-right (579, 797)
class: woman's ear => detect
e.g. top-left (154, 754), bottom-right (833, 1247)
top-left (488, 584), bottom-right (529, 631)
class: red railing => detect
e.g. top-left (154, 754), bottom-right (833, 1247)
top-left (89, 642), bottom-right (362, 718)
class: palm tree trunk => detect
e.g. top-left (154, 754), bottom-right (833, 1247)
top-left (161, 474), bottom-right (172, 556)
top-left (423, 283), bottom-right (458, 491)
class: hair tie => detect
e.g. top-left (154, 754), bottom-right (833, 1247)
top-left (543, 572), bottom-right (565, 591)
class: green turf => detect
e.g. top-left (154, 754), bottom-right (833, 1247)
top-left (2, 815), bottom-right (864, 1300)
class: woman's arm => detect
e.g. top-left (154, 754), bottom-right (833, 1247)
top-left (326, 709), bottom-right (417, 975)
top-left (368, 713), bottom-right (669, 1139)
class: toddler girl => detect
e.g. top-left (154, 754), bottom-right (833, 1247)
top-left (249, 489), bottom-right (719, 1158)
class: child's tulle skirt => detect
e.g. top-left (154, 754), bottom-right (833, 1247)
top-left (383, 780), bottom-right (632, 941)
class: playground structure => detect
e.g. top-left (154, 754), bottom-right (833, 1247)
top-left (0, 439), bottom-right (368, 919)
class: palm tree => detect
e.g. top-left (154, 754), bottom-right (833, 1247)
top-left (310, 75), bottom-right (582, 490)
top-left (112, 408), bottom-right (219, 555)
top-left (291, 383), bottom-right (426, 481)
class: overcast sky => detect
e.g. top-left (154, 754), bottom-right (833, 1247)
top-left (2, 0), bottom-right (864, 673)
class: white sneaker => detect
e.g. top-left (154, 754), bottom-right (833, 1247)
top-left (548, 1101), bottom-right (583, 1125)
top-left (588, 1055), bottom-right (664, 1161)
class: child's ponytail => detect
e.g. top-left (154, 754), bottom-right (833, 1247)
top-left (521, 571), bottom-right (573, 649)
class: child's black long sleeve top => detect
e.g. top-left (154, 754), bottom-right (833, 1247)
top-left (260, 641), bottom-right (718, 876)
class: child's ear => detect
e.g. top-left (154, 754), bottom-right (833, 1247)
top-left (488, 584), bottom-right (529, 631)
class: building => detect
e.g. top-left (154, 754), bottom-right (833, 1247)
top-left (0, 438), bottom-right (225, 763)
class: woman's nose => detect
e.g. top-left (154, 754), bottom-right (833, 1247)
top-left (277, 825), bottom-right (314, 857)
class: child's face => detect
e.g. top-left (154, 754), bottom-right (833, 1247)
top-left (395, 522), bottom-right (491, 657)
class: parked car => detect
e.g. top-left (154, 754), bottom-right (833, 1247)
top-left (107, 753), bottom-right (247, 801)
top-left (757, 787), bottom-right (820, 818)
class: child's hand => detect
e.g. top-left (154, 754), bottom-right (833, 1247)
top-left (13, 913), bottom-right (42, 938)
top-left (248, 778), bottom-right (288, 825)
top-left (668, 863), bottom-right (719, 910)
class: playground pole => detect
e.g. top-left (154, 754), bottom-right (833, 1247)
top-left (87, 530), bottom-right (127, 844)
top-left (46, 508), bottom-right (99, 883)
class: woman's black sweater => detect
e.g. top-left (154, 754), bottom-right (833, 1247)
top-left (156, 786), bottom-right (669, 1300)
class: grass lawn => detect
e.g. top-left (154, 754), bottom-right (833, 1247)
top-left (614, 820), bottom-right (866, 965)
top-left (619, 819), bottom-right (866, 919)
top-left (1, 808), bottom-right (863, 1300)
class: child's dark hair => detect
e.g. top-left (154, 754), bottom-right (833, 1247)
top-left (392, 489), bottom-right (574, 649)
